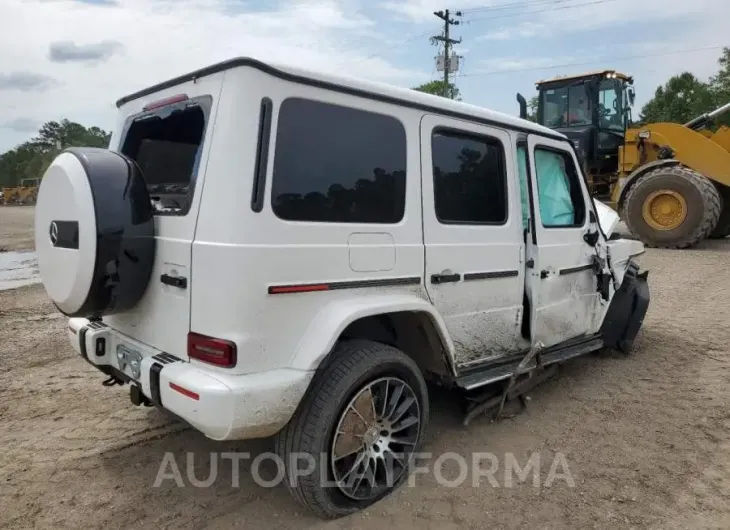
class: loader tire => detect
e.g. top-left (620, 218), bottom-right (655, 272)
top-left (623, 166), bottom-right (722, 249)
top-left (708, 184), bottom-right (730, 239)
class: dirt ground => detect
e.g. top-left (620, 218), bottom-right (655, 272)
top-left (0, 206), bottom-right (35, 252)
top-left (2, 208), bottom-right (730, 529)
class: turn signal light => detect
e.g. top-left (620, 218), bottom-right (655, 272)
top-left (187, 332), bottom-right (237, 368)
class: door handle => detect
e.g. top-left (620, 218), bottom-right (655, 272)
top-left (431, 273), bottom-right (461, 284)
top-left (160, 274), bottom-right (187, 289)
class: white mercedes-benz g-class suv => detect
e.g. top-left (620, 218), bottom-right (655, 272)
top-left (34, 57), bottom-right (649, 519)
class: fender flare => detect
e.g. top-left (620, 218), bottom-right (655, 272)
top-left (289, 293), bottom-right (456, 375)
top-left (617, 159), bottom-right (680, 210)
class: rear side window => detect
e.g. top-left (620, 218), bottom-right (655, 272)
top-left (271, 98), bottom-right (407, 223)
top-left (431, 130), bottom-right (507, 224)
top-left (120, 95), bottom-right (212, 216)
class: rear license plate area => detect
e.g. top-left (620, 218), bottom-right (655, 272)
top-left (116, 343), bottom-right (143, 381)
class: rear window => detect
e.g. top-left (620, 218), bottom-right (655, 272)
top-left (120, 94), bottom-right (212, 215)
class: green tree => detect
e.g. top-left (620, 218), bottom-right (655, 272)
top-left (526, 95), bottom-right (539, 122)
top-left (412, 80), bottom-right (461, 100)
top-left (639, 72), bottom-right (714, 125)
top-left (0, 120), bottom-right (111, 187)
top-left (709, 47), bottom-right (730, 126)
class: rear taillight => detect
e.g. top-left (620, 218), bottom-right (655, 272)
top-left (187, 332), bottom-right (237, 368)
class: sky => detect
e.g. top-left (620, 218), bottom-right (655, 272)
top-left (0, 0), bottom-right (727, 153)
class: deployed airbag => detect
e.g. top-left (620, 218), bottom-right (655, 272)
top-left (535, 149), bottom-right (575, 226)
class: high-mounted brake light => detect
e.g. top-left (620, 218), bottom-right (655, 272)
top-left (143, 93), bottom-right (189, 111)
top-left (187, 332), bottom-right (237, 368)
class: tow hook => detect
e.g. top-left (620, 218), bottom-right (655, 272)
top-left (130, 384), bottom-right (152, 407)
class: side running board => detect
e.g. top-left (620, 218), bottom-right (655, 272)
top-left (455, 336), bottom-right (604, 391)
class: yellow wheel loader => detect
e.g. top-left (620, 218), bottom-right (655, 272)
top-left (2, 179), bottom-right (40, 205)
top-left (518, 71), bottom-right (730, 248)
top-left (16, 178), bottom-right (39, 205)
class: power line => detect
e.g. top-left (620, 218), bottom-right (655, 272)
top-left (459, 45), bottom-right (726, 77)
top-left (464, 0), bottom-right (622, 24)
top-left (336, 0), bottom-right (621, 71)
top-left (459, 0), bottom-right (572, 14)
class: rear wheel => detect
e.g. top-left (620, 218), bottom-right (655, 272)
top-left (274, 339), bottom-right (429, 519)
top-left (708, 184), bottom-right (730, 239)
top-left (623, 165), bottom-right (722, 248)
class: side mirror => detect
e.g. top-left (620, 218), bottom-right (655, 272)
top-left (628, 87), bottom-right (635, 106)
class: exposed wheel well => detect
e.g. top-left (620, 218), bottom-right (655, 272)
top-left (339, 312), bottom-right (453, 378)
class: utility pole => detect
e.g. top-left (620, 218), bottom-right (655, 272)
top-left (431, 9), bottom-right (462, 97)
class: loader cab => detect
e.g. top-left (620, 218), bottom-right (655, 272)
top-left (535, 70), bottom-right (634, 186)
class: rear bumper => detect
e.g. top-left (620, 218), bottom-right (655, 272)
top-left (68, 318), bottom-right (313, 441)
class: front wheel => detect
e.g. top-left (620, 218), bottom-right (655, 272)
top-left (274, 339), bottom-right (429, 519)
top-left (623, 165), bottom-right (722, 248)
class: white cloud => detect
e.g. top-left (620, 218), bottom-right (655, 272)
top-left (0, 0), bottom-right (427, 152)
top-left (477, 21), bottom-right (544, 41)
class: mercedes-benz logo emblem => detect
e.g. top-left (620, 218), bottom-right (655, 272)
top-left (49, 221), bottom-right (59, 246)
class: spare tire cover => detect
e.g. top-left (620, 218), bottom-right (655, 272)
top-left (35, 147), bottom-right (155, 318)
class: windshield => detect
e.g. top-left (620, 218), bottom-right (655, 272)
top-left (540, 83), bottom-right (592, 128)
top-left (598, 79), bottom-right (624, 132)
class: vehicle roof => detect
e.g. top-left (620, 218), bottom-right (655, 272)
top-left (536, 69), bottom-right (633, 86)
top-left (116, 56), bottom-right (565, 141)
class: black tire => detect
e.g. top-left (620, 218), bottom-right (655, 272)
top-left (708, 184), bottom-right (730, 239)
top-left (274, 339), bottom-right (429, 519)
top-left (623, 165), bottom-right (722, 249)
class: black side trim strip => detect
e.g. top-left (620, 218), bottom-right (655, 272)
top-left (251, 97), bottom-right (273, 212)
top-left (328, 277), bottom-right (421, 289)
top-left (152, 353), bottom-right (182, 365)
top-left (463, 270), bottom-right (519, 281)
top-left (79, 327), bottom-right (89, 361)
top-left (431, 273), bottom-right (461, 284)
top-left (559, 264), bottom-right (593, 275)
top-left (115, 57), bottom-right (565, 141)
top-left (150, 362), bottom-right (163, 406)
top-left (268, 276), bottom-right (421, 294)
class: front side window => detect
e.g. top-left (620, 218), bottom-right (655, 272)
top-left (271, 98), bottom-right (407, 223)
top-left (432, 130), bottom-right (507, 224)
top-left (534, 148), bottom-right (585, 228)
